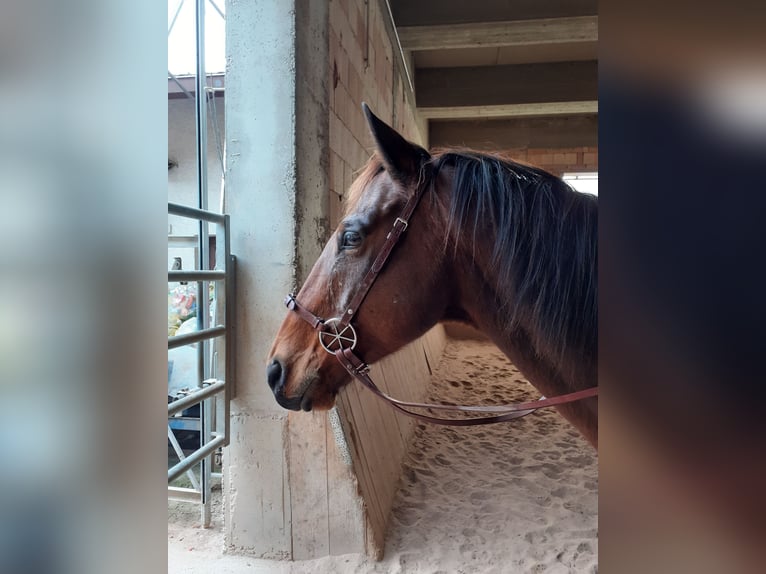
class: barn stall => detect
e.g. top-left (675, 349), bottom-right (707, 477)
top-left (168, 1), bottom-right (597, 571)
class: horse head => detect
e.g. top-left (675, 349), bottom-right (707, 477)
top-left (267, 105), bottom-right (449, 411)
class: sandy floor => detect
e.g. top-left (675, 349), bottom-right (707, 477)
top-left (169, 339), bottom-right (598, 573)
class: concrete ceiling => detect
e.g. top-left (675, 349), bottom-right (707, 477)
top-left (389, 0), bottom-right (598, 149)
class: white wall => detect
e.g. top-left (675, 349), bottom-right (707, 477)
top-left (167, 96), bottom-right (225, 270)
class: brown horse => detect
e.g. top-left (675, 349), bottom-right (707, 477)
top-left (267, 105), bottom-right (598, 446)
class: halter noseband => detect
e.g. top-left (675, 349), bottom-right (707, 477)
top-left (284, 168), bottom-right (598, 426)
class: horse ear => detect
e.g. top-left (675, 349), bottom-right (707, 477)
top-left (362, 102), bottom-right (430, 184)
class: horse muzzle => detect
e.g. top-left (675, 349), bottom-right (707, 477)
top-left (267, 358), bottom-right (299, 410)
top-left (267, 357), bottom-right (318, 411)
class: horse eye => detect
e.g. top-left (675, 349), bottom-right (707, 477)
top-left (341, 230), bottom-right (362, 249)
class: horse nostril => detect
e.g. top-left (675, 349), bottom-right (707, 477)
top-left (267, 358), bottom-right (285, 392)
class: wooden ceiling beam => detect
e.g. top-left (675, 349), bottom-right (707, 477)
top-left (429, 115), bottom-right (598, 150)
top-left (398, 16), bottom-right (597, 51)
top-left (416, 61), bottom-right (597, 108)
top-left (390, 0), bottom-right (597, 27)
top-left (419, 101), bottom-right (598, 120)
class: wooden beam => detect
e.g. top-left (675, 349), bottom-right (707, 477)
top-left (390, 0), bottom-right (597, 27)
top-left (429, 115), bottom-right (598, 150)
top-left (416, 61), bottom-right (597, 108)
top-left (398, 16), bottom-right (597, 51)
top-left (419, 100), bottom-right (598, 120)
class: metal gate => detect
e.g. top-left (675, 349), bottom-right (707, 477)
top-left (167, 203), bottom-right (234, 525)
top-left (167, 0), bottom-right (230, 527)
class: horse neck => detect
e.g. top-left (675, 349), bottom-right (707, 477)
top-left (446, 257), bottom-right (598, 445)
top-left (442, 195), bottom-right (597, 396)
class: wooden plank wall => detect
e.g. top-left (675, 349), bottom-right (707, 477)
top-left (286, 403), bottom-right (367, 560)
top-left (335, 324), bottom-right (447, 557)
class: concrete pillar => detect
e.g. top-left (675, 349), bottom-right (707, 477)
top-left (225, 0), bottom-right (359, 559)
top-left (224, 0), bottom-right (297, 557)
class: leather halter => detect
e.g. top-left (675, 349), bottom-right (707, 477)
top-left (284, 167), bottom-right (598, 426)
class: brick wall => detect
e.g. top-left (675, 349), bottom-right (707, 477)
top-left (503, 145), bottom-right (598, 177)
top-left (328, 0), bottom-right (423, 228)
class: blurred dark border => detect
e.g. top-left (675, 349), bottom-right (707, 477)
top-left (600, 2), bottom-right (766, 571)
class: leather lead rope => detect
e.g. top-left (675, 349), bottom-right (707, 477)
top-left (335, 348), bottom-right (597, 427)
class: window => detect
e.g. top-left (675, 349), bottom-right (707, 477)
top-left (562, 172), bottom-right (598, 196)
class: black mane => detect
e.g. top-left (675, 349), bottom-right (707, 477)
top-left (430, 151), bottom-right (597, 365)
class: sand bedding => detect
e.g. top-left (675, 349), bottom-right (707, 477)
top-left (169, 339), bottom-right (598, 573)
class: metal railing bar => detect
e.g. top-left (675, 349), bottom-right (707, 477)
top-left (168, 235), bottom-right (208, 247)
top-left (194, 12), bottom-right (211, 526)
top-left (208, 85), bottom-right (226, 176)
top-left (168, 270), bottom-right (225, 282)
top-left (168, 326), bottom-right (226, 349)
top-left (168, 72), bottom-right (195, 100)
top-left (168, 486), bottom-right (201, 503)
top-left (168, 425), bottom-right (201, 489)
top-left (207, 0), bottom-right (225, 19)
top-left (201, 394), bottom-right (212, 526)
top-left (169, 202), bottom-right (226, 224)
top-left (224, 250), bottom-right (235, 443)
top-left (168, 0), bottom-right (186, 37)
top-left (168, 380), bottom-right (226, 417)
top-left (168, 435), bottom-right (226, 483)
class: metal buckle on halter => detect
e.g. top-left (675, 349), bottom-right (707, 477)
top-left (394, 217), bottom-right (408, 231)
top-left (318, 318), bottom-right (358, 354)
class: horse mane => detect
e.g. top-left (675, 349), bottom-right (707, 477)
top-left (429, 150), bottom-right (598, 366)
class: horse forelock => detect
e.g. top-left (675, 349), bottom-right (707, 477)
top-left (343, 156), bottom-right (385, 218)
